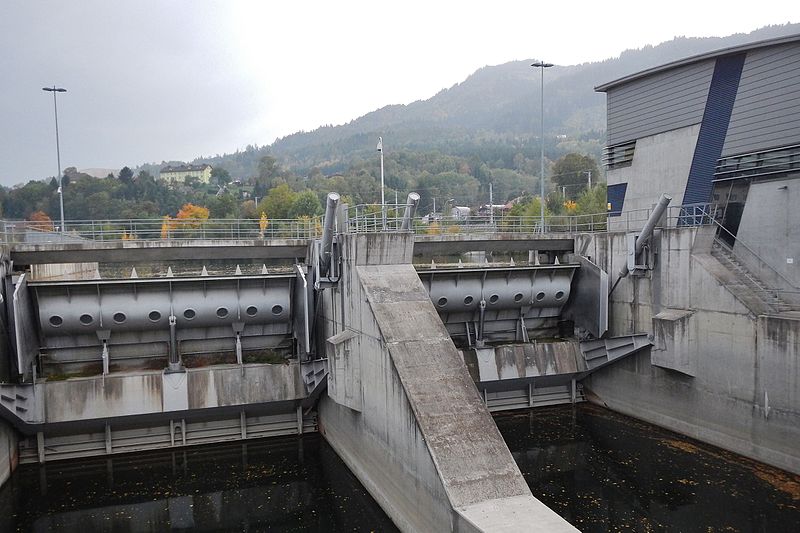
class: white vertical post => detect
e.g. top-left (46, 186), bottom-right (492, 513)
top-left (489, 183), bottom-right (493, 225)
top-left (378, 137), bottom-right (385, 230)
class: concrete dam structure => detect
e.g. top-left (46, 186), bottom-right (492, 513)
top-left (1, 34), bottom-right (798, 530)
top-left (2, 183), bottom-right (797, 531)
top-left (0, 192), bottom-right (667, 531)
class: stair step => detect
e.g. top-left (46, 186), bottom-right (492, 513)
top-left (712, 238), bottom-right (796, 313)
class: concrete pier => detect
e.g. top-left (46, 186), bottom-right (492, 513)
top-left (582, 227), bottom-right (800, 474)
top-left (318, 233), bottom-right (575, 532)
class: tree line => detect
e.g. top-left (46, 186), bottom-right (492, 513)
top-left (0, 149), bottom-right (603, 224)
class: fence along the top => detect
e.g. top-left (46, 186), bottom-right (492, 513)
top-left (0, 217), bottom-right (323, 244)
top-left (0, 202), bottom-right (717, 244)
top-left (346, 202), bottom-right (717, 234)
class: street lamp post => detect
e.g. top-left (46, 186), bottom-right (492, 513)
top-left (377, 136), bottom-right (385, 229)
top-left (531, 61), bottom-right (552, 233)
top-left (42, 85), bottom-right (67, 234)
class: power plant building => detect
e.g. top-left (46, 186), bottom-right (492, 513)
top-left (598, 34), bottom-right (800, 287)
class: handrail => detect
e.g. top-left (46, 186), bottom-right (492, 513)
top-left (0, 202), bottom-right (745, 244)
top-left (709, 215), bottom-right (798, 292)
top-left (0, 217), bottom-right (324, 244)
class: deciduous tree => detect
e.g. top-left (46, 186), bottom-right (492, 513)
top-left (551, 153), bottom-right (598, 200)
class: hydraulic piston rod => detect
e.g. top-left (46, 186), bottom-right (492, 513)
top-left (608, 193), bottom-right (672, 296)
top-left (617, 193), bottom-right (672, 279)
top-left (400, 192), bottom-right (421, 231)
top-left (320, 192), bottom-right (340, 276)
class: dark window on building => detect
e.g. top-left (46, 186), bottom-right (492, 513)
top-left (607, 183), bottom-right (628, 216)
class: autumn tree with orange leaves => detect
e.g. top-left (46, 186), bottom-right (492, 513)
top-left (28, 211), bottom-right (55, 232)
top-left (174, 203), bottom-right (209, 229)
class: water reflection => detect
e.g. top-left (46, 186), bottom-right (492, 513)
top-left (0, 434), bottom-right (398, 532)
top-left (3, 406), bottom-right (798, 532)
top-left (497, 404), bottom-right (800, 532)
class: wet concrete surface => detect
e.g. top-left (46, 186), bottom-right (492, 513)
top-left (496, 403), bottom-right (800, 532)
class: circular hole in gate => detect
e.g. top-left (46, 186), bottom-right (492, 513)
top-left (555, 290), bottom-right (565, 301)
top-left (437, 297), bottom-right (448, 307)
top-left (246, 305), bottom-right (258, 317)
top-left (514, 292), bottom-right (524, 302)
top-left (113, 312), bottom-right (127, 324)
top-left (271, 304), bottom-right (283, 315)
top-left (463, 295), bottom-right (474, 305)
top-left (148, 310), bottom-right (161, 322)
top-left (49, 315), bottom-right (63, 327)
top-left (183, 308), bottom-right (196, 320)
top-left (216, 307), bottom-right (229, 319)
top-left (79, 313), bottom-right (93, 325)
top-left (489, 294), bottom-right (499, 304)
top-left (535, 291), bottom-right (546, 301)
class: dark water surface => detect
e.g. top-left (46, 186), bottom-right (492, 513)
top-left (0, 434), bottom-right (398, 532)
top-left (496, 404), bottom-right (800, 532)
top-left (1, 405), bottom-right (798, 532)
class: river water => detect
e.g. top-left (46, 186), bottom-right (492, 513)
top-left (1, 404), bottom-right (798, 532)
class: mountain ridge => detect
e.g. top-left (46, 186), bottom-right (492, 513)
top-left (139, 23), bottom-right (800, 179)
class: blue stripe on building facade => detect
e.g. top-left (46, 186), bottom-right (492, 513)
top-left (681, 53), bottom-right (746, 215)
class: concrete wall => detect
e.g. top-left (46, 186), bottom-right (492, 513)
top-left (38, 363), bottom-right (305, 424)
top-left (319, 233), bottom-right (575, 532)
top-left (582, 227), bottom-right (800, 473)
top-left (0, 419), bottom-right (17, 488)
top-left (607, 124), bottom-right (700, 229)
top-left (734, 177), bottom-right (800, 289)
top-left (30, 262), bottom-right (99, 281)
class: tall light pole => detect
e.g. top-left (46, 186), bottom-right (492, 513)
top-left (531, 61), bottom-right (552, 232)
top-left (377, 136), bottom-right (385, 229)
top-left (43, 85), bottom-right (67, 234)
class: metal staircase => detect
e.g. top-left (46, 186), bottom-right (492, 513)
top-left (711, 238), bottom-right (794, 314)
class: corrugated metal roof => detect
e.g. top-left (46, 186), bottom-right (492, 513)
top-left (595, 33), bottom-right (800, 92)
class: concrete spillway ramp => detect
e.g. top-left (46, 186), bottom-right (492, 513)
top-left (318, 233), bottom-right (575, 532)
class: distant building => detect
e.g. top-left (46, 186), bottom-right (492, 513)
top-left (477, 204), bottom-right (509, 217)
top-left (79, 168), bottom-right (120, 179)
top-left (450, 206), bottom-right (471, 220)
top-left (159, 164), bottom-right (212, 185)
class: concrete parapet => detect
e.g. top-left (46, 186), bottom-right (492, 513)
top-left (319, 233), bottom-right (575, 532)
top-left (30, 262), bottom-right (99, 281)
top-left (35, 363), bottom-right (305, 425)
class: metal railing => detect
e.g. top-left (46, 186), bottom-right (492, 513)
top-left (347, 202), bottom-right (718, 236)
top-left (1, 202), bottom-right (722, 246)
top-left (0, 217), bottom-right (323, 245)
top-left (710, 219), bottom-right (799, 307)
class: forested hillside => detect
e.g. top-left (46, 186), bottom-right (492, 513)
top-left (3, 24), bottom-right (798, 224)
top-left (180, 24), bottom-right (800, 179)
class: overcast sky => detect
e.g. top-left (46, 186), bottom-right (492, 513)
top-left (0, 1), bottom-right (796, 187)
